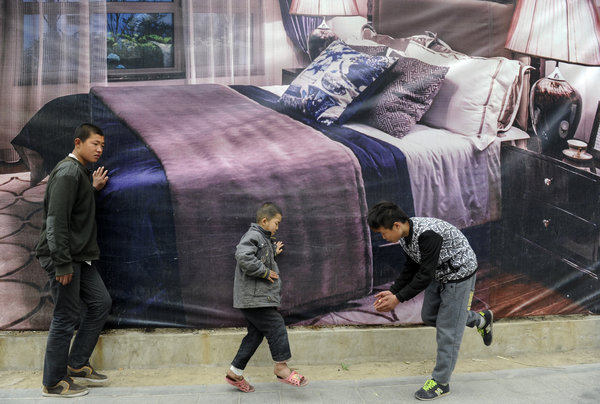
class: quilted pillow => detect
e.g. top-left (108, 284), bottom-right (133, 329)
top-left (358, 53), bottom-right (449, 139)
top-left (349, 44), bottom-right (388, 56)
top-left (278, 40), bottom-right (397, 125)
top-left (403, 41), bottom-right (525, 149)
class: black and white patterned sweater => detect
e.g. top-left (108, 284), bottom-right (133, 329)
top-left (391, 217), bottom-right (478, 302)
top-left (401, 217), bottom-right (477, 281)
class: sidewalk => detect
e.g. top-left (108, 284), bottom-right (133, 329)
top-left (2, 363), bottom-right (599, 403)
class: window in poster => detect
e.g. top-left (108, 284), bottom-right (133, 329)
top-left (588, 101), bottom-right (600, 160)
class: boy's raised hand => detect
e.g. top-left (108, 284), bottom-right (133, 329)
top-left (275, 241), bottom-right (284, 255)
top-left (267, 270), bottom-right (279, 283)
top-left (92, 166), bottom-right (109, 191)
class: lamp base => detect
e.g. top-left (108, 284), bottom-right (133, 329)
top-left (307, 19), bottom-right (338, 60)
top-left (530, 66), bottom-right (582, 156)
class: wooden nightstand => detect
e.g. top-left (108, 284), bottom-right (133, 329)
top-left (281, 67), bottom-right (305, 85)
top-left (500, 142), bottom-right (600, 313)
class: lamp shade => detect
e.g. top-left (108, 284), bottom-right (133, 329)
top-left (289, 0), bottom-right (360, 17)
top-left (505, 0), bottom-right (600, 66)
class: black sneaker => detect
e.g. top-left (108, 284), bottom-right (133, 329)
top-left (415, 379), bottom-right (450, 400)
top-left (477, 310), bottom-right (494, 346)
top-left (42, 376), bottom-right (89, 397)
top-left (68, 364), bottom-right (109, 385)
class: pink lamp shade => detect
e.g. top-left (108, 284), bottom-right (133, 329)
top-left (505, 0), bottom-right (600, 155)
top-left (505, 0), bottom-right (600, 66)
top-left (290, 0), bottom-right (361, 60)
top-left (289, 0), bottom-right (360, 17)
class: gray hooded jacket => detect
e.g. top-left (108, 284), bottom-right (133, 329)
top-left (233, 223), bottom-right (281, 308)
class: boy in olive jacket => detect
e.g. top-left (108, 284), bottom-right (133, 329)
top-left (225, 202), bottom-right (308, 393)
top-left (36, 123), bottom-right (112, 398)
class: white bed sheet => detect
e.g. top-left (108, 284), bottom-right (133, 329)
top-left (262, 85), bottom-right (528, 229)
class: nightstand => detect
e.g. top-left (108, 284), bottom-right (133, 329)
top-left (281, 67), bottom-right (305, 85)
top-left (500, 143), bottom-right (600, 313)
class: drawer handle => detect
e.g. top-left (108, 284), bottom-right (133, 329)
top-left (544, 178), bottom-right (553, 186)
top-left (542, 219), bottom-right (551, 228)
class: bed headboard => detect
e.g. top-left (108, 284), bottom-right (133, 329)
top-left (371, 0), bottom-right (529, 130)
top-left (372, 0), bottom-right (515, 59)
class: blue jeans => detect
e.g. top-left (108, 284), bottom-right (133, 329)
top-left (39, 257), bottom-right (112, 387)
top-left (231, 307), bottom-right (292, 369)
top-left (421, 275), bottom-right (480, 384)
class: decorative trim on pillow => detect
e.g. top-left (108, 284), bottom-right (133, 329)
top-left (403, 41), bottom-right (525, 149)
top-left (358, 54), bottom-right (449, 139)
top-left (278, 40), bottom-right (398, 125)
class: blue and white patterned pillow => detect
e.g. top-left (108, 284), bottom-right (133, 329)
top-left (278, 40), bottom-right (397, 125)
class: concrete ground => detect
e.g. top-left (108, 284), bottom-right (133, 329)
top-left (1, 315), bottom-right (599, 402)
top-left (2, 359), bottom-right (600, 403)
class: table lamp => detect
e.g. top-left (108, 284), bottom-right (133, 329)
top-left (505, 0), bottom-right (600, 155)
top-left (289, 0), bottom-right (360, 60)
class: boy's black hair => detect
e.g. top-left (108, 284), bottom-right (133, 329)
top-left (74, 123), bottom-right (104, 143)
top-left (256, 202), bottom-right (282, 223)
top-left (367, 201), bottom-right (409, 230)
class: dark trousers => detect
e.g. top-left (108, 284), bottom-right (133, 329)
top-left (231, 307), bottom-right (291, 370)
top-left (39, 257), bottom-right (112, 387)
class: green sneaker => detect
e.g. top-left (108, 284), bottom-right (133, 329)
top-left (68, 364), bottom-right (109, 385)
top-left (477, 310), bottom-right (494, 346)
top-left (42, 377), bottom-right (89, 397)
top-left (415, 379), bottom-right (450, 400)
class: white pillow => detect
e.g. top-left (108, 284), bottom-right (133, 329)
top-left (404, 41), bottom-right (525, 150)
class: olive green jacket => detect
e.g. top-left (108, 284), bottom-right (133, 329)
top-left (36, 157), bottom-right (100, 276)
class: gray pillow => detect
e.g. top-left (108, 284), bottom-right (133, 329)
top-left (348, 44), bottom-right (388, 56)
top-left (358, 54), bottom-right (449, 138)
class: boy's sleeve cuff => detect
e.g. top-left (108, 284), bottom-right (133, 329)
top-left (394, 292), bottom-right (406, 303)
top-left (55, 263), bottom-right (73, 277)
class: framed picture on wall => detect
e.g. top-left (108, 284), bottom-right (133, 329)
top-left (588, 101), bottom-right (600, 160)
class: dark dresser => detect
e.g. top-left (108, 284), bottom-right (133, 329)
top-left (501, 143), bottom-right (600, 313)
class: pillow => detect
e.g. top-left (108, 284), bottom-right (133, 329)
top-left (278, 40), bottom-right (397, 125)
top-left (361, 28), bottom-right (410, 53)
top-left (403, 37), bottom-right (531, 133)
top-left (357, 53), bottom-right (449, 139)
top-left (365, 30), bottom-right (453, 55)
top-left (403, 41), bottom-right (525, 149)
top-left (406, 31), bottom-right (453, 54)
top-left (345, 38), bottom-right (389, 56)
top-left (348, 44), bottom-right (389, 57)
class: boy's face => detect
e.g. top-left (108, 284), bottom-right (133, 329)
top-left (74, 133), bottom-right (104, 165)
top-left (260, 213), bottom-right (282, 235)
top-left (372, 221), bottom-right (406, 243)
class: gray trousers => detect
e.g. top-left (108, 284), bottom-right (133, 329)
top-left (421, 274), bottom-right (480, 384)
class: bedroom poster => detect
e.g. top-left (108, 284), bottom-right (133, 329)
top-left (0, 0), bottom-right (599, 331)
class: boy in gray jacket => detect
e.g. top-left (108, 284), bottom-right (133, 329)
top-left (225, 202), bottom-right (308, 392)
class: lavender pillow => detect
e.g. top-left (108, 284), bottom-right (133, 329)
top-left (348, 44), bottom-right (388, 56)
top-left (359, 54), bottom-right (448, 138)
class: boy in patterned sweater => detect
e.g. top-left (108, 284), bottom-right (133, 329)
top-left (367, 201), bottom-right (493, 401)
